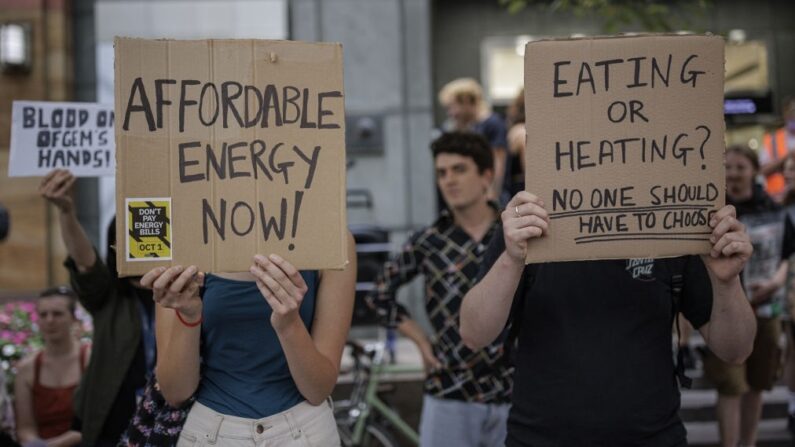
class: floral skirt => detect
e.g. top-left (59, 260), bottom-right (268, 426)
top-left (118, 377), bottom-right (195, 447)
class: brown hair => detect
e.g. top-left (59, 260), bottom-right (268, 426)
top-left (507, 88), bottom-right (525, 127)
top-left (38, 286), bottom-right (78, 317)
top-left (726, 144), bottom-right (759, 171)
top-left (431, 132), bottom-right (494, 174)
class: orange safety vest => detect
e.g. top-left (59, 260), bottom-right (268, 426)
top-left (763, 128), bottom-right (790, 198)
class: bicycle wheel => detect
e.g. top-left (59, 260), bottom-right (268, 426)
top-left (358, 422), bottom-right (400, 447)
top-left (334, 403), bottom-right (357, 446)
top-left (335, 414), bottom-right (399, 447)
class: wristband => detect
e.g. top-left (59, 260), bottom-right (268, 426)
top-left (175, 309), bottom-right (202, 327)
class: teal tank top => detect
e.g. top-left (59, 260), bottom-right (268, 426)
top-left (196, 271), bottom-right (318, 418)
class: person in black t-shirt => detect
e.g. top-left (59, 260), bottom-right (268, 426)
top-left (460, 191), bottom-right (756, 447)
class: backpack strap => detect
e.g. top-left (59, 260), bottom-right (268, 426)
top-left (671, 265), bottom-right (692, 389)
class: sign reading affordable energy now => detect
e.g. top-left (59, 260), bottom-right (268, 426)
top-left (126, 198), bottom-right (172, 260)
top-left (114, 38), bottom-right (348, 276)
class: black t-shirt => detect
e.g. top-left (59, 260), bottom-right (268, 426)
top-left (479, 227), bottom-right (713, 447)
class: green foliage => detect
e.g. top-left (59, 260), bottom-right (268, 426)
top-left (498, 0), bottom-right (712, 33)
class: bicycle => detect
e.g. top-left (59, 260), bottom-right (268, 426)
top-left (334, 340), bottom-right (422, 447)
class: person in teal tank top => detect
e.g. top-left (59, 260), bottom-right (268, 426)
top-left (140, 234), bottom-right (356, 446)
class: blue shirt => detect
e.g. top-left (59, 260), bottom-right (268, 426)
top-left (473, 113), bottom-right (511, 206)
top-left (196, 271), bottom-right (318, 418)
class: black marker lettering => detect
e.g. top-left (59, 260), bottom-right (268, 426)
top-left (318, 91), bottom-right (342, 129)
top-left (155, 79), bottom-right (177, 129)
top-left (221, 81), bottom-right (244, 128)
top-left (553, 61), bottom-right (573, 97)
top-left (626, 56), bottom-right (648, 88)
top-left (179, 80), bottom-right (201, 132)
top-left (178, 141), bottom-right (204, 183)
top-left (202, 198), bottom-right (226, 244)
top-left (123, 77), bottom-right (156, 131)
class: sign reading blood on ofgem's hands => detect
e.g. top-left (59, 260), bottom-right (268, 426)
top-left (115, 38), bottom-right (348, 276)
top-left (523, 34), bottom-right (725, 263)
top-left (9, 101), bottom-right (115, 177)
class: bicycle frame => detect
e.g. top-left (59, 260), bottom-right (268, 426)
top-left (349, 349), bottom-right (421, 445)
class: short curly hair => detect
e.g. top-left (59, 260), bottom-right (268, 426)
top-left (431, 131), bottom-right (494, 174)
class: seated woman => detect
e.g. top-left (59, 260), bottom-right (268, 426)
top-left (15, 287), bottom-right (90, 447)
top-left (144, 233), bottom-right (356, 446)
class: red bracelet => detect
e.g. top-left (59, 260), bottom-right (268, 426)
top-left (175, 309), bottom-right (202, 327)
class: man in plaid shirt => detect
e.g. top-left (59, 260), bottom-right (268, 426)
top-left (367, 132), bottom-right (513, 447)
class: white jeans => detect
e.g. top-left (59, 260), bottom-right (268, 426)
top-left (177, 399), bottom-right (341, 446)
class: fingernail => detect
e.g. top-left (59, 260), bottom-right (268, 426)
top-left (254, 254), bottom-right (266, 263)
top-left (270, 254), bottom-right (282, 262)
top-left (249, 266), bottom-right (257, 274)
top-left (174, 265), bottom-right (183, 271)
top-left (187, 266), bottom-right (196, 274)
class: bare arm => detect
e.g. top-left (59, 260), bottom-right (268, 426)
top-left (507, 125), bottom-right (526, 176)
top-left (748, 261), bottom-right (788, 307)
top-left (398, 319), bottom-right (441, 372)
top-left (460, 251), bottom-right (524, 350)
top-left (491, 147), bottom-right (507, 199)
top-left (144, 266), bottom-right (204, 407)
top-left (252, 233), bottom-right (356, 405)
top-left (14, 357), bottom-right (40, 443)
top-left (45, 431), bottom-right (82, 447)
top-left (460, 192), bottom-right (548, 350)
top-left (363, 230), bottom-right (438, 370)
top-left (698, 205), bottom-right (756, 365)
top-left (39, 170), bottom-right (95, 271)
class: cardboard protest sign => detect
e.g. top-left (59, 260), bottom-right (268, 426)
top-left (9, 101), bottom-right (115, 177)
top-left (115, 38), bottom-right (347, 276)
top-left (523, 34), bottom-right (725, 263)
top-left (741, 210), bottom-right (785, 318)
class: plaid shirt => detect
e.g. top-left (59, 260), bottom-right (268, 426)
top-left (366, 208), bottom-right (513, 403)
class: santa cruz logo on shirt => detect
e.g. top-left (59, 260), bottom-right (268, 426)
top-left (626, 258), bottom-right (655, 281)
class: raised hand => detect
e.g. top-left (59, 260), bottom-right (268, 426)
top-left (38, 169), bottom-right (76, 213)
top-left (141, 265), bottom-right (204, 322)
top-left (701, 205), bottom-right (753, 283)
top-left (501, 191), bottom-right (549, 263)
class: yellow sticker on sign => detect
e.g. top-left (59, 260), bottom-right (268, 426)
top-left (126, 198), bottom-right (172, 261)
